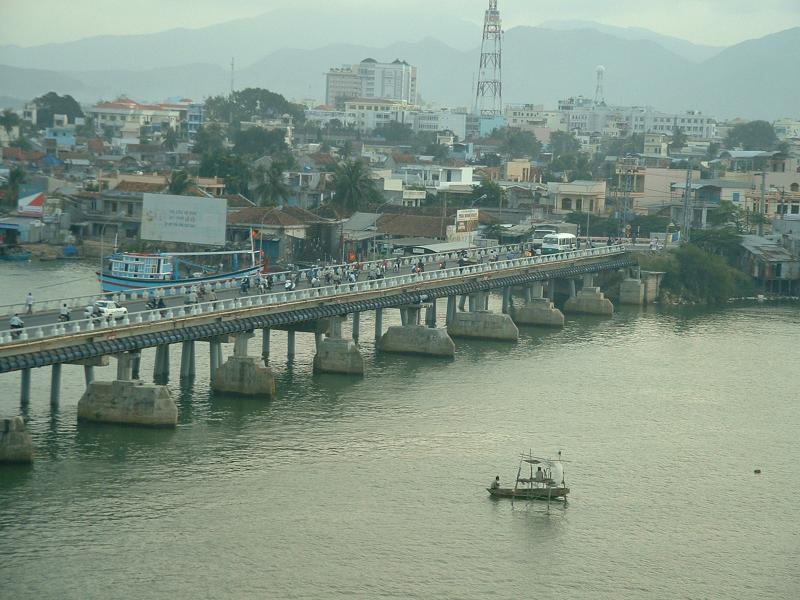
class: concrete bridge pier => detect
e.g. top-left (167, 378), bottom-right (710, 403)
top-left (50, 363), bottom-right (62, 406)
top-left (313, 317), bottom-right (364, 375)
top-left (211, 331), bottom-right (276, 397)
top-left (379, 303), bottom-right (455, 357)
top-left (84, 365), bottom-right (94, 386)
top-left (548, 279), bottom-right (556, 300)
top-left (20, 368), bottom-right (31, 405)
top-left (78, 352), bottom-right (177, 427)
top-left (501, 287), bottom-right (512, 314)
top-left (458, 295), bottom-right (467, 312)
top-left (447, 290), bottom-right (519, 341)
top-left (352, 312), bottom-right (360, 341)
top-left (620, 276), bottom-right (645, 305)
top-left (287, 331), bottom-right (296, 361)
top-left (153, 344), bottom-right (170, 385)
top-left (511, 282), bottom-right (565, 327)
top-left (261, 328), bottom-right (270, 363)
top-left (564, 273), bottom-right (614, 316)
top-left (0, 416), bottom-right (34, 464)
top-left (180, 341), bottom-right (196, 380)
top-left (131, 353), bottom-right (141, 380)
top-left (374, 308), bottom-right (383, 344)
top-left (446, 296), bottom-right (456, 326)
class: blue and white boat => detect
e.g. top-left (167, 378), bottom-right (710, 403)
top-left (99, 249), bottom-right (262, 293)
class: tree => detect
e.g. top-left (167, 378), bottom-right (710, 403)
top-left (75, 116), bottom-right (96, 138)
top-left (424, 143), bottom-right (449, 162)
top-left (669, 127), bottom-right (687, 155)
top-left (253, 162), bottom-right (290, 207)
top-left (199, 150), bottom-right (252, 195)
top-left (376, 121), bottom-right (414, 144)
top-left (497, 127), bottom-right (542, 159)
top-left (706, 199), bottom-right (740, 228)
top-left (470, 180), bottom-right (505, 208)
top-left (332, 160), bottom-right (380, 213)
top-left (724, 120), bottom-right (778, 151)
top-left (4, 167), bottom-right (26, 208)
top-left (549, 131), bottom-right (581, 159)
top-left (31, 91), bottom-right (83, 128)
top-left (192, 124), bottom-right (225, 155)
top-left (232, 127), bottom-right (287, 157)
top-left (0, 109), bottom-right (20, 136)
top-left (168, 170), bottom-right (191, 195)
top-left (705, 142), bottom-right (721, 160)
top-left (162, 127), bottom-right (179, 151)
top-left (481, 153), bottom-right (502, 167)
top-left (204, 88), bottom-right (304, 126)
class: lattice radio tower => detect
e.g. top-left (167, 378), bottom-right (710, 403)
top-left (475, 0), bottom-right (503, 116)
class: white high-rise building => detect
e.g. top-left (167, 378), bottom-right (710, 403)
top-left (325, 58), bottom-right (418, 106)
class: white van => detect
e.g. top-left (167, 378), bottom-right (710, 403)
top-left (541, 233), bottom-right (577, 255)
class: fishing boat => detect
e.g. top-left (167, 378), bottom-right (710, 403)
top-left (487, 450), bottom-right (569, 501)
top-left (98, 248), bottom-right (263, 293)
top-left (0, 245), bottom-right (32, 261)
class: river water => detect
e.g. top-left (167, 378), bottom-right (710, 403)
top-left (1, 262), bottom-right (798, 599)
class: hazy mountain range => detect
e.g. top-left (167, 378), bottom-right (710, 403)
top-left (0, 12), bottom-right (798, 121)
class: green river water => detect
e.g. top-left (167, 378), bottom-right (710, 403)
top-left (0, 261), bottom-right (798, 599)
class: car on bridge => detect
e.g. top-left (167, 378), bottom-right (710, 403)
top-left (92, 300), bottom-right (128, 320)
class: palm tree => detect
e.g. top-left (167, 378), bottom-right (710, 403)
top-left (332, 160), bottom-right (379, 214)
top-left (5, 167), bottom-right (26, 208)
top-left (163, 127), bottom-right (179, 151)
top-left (168, 170), bottom-right (190, 195)
top-left (0, 109), bottom-right (20, 137)
top-left (253, 162), bottom-right (290, 207)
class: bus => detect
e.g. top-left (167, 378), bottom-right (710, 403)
top-left (541, 233), bottom-right (577, 255)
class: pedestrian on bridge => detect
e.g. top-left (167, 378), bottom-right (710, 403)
top-left (25, 292), bottom-right (34, 315)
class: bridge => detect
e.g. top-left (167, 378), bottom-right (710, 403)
top-left (0, 244), bottom-right (649, 463)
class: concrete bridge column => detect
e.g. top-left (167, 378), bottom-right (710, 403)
top-left (448, 289), bottom-right (519, 341)
top-left (501, 287), bottom-right (512, 314)
top-left (20, 368), bottom-right (31, 405)
top-left (564, 274), bottom-right (614, 316)
top-left (153, 344), bottom-right (170, 385)
top-left (425, 300), bottom-right (437, 328)
top-left (458, 295), bottom-right (467, 312)
top-left (548, 280), bottom-right (556, 300)
top-left (261, 329), bottom-right (270, 363)
top-left (50, 363), bottom-right (62, 406)
top-left (511, 283), bottom-right (564, 328)
top-left (0, 416), bottom-right (34, 464)
top-left (620, 277), bottom-right (646, 305)
top-left (116, 352), bottom-right (134, 381)
top-left (287, 331), bottom-right (296, 361)
top-left (180, 341), bottom-right (196, 380)
top-left (569, 279), bottom-right (577, 298)
top-left (131, 352), bottom-right (141, 380)
top-left (374, 308), bottom-right (383, 344)
top-left (352, 312), bottom-right (361, 341)
top-left (209, 340), bottom-right (222, 383)
top-left (211, 331), bottom-right (276, 397)
top-left (446, 296), bottom-right (456, 326)
top-left (313, 316), bottom-right (364, 375)
top-left (84, 365), bottom-right (95, 386)
top-left (78, 352), bottom-right (177, 427)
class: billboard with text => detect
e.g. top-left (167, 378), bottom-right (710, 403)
top-left (141, 194), bottom-right (227, 246)
top-left (456, 208), bottom-right (479, 233)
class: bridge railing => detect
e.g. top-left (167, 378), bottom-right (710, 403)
top-left (0, 245), bottom-right (625, 346)
top-left (0, 242), bottom-right (534, 317)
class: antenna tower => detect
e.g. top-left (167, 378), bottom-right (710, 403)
top-left (475, 1), bottom-right (503, 116)
top-left (594, 65), bottom-right (606, 105)
top-left (230, 57), bottom-right (235, 96)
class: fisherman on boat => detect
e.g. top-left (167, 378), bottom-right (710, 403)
top-left (490, 476), bottom-right (500, 490)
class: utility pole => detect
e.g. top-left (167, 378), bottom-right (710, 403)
top-left (759, 170), bottom-right (767, 236)
top-left (681, 160), bottom-right (693, 243)
top-left (230, 57), bottom-right (235, 96)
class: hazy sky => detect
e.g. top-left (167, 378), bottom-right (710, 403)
top-left (2, 0), bottom-right (799, 47)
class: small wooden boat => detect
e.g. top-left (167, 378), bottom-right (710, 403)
top-left (487, 450), bottom-right (570, 501)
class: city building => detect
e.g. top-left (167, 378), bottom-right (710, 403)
top-left (325, 58), bottom-right (418, 106)
top-left (546, 181), bottom-right (607, 215)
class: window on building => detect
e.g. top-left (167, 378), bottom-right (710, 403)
top-left (791, 183), bottom-right (799, 192)
top-left (561, 198), bottom-right (572, 211)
